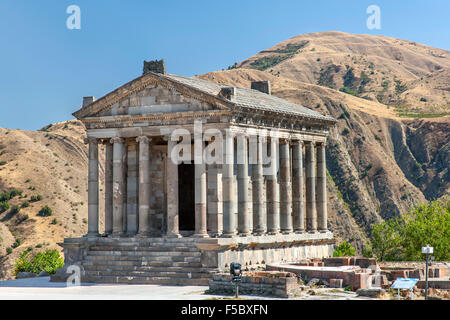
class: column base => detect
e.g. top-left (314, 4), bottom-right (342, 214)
top-left (319, 229), bottom-right (329, 233)
top-left (112, 232), bottom-right (125, 237)
top-left (252, 230), bottom-right (267, 236)
top-left (238, 232), bottom-right (251, 237)
top-left (307, 230), bottom-right (318, 234)
top-left (294, 230), bottom-right (306, 234)
top-left (281, 230), bottom-right (293, 235)
top-left (267, 231), bottom-right (280, 235)
top-left (166, 232), bottom-right (182, 238)
top-left (193, 233), bottom-right (209, 238)
top-left (85, 232), bottom-right (99, 238)
top-left (136, 232), bottom-right (151, 238)
top-left (221, 232), bottom-right (237, 238)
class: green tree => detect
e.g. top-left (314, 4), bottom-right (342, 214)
top-left (371, 200), bottom-right (450, 261)
top-left (371, 218), bottom-right (403, 261)
top-left (333, 241), bottom-right (356, 257)
top-left (401, 200), bottom-right (449, 261)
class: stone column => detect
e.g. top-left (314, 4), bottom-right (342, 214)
top-left (111, 137), bottom-right (126, 237)
top-left (292, 140), bottom-right (305, 233)
top-left (86, 138), bottom-right (99, 236)
top-left (279, 139), bottom-right (293, 234)
top-left (267, 137), bottom-right (280, 234)
top-left (126, 140), bottom-right (138, 236)
top-left (222, 130), bottom-right (236, 237)
top-left (252, 135), bottom-right (266, 235)
top-left (194, 140), bottom-right (208, 238)
top-left (166, 137), bottom-right (181, 238)
top-left (104, 140), bottom-right (113, 235)
top-left (305, 141), bottom-right (317, 232)
top-left (237, 135), bottom-right (250, 236)
top-left (137, 136), bottom-right (151, 237)
top-left (317, 142), bottom-right (328, 232)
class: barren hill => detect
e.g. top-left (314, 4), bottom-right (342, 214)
top-left (0, 32), bottom-right (449, 279)
top-left (233, 31), bottom-right (450, 115)
top-left (0, 121), bottom-right (101, 279)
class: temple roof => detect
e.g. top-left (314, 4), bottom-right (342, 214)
top-left (73, 71), bottom-right (336, 123)
top-left (163, 74), bottom-right (335, 122)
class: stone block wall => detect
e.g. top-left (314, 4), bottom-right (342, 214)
top-left (208, 272), bottom-right (299, 298)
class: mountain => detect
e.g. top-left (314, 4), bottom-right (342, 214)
top-left (0, 31), bottom-right (449, 279)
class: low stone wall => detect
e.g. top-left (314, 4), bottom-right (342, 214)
top-left (208, 271), bottom-right (299, 298)
top-left (417, 279), bottom-right (450, 290)
top-left (267, 263), bottom-right (372, 290)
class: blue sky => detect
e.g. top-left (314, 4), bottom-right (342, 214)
top-left (0, 0), bottom-right (449, 130)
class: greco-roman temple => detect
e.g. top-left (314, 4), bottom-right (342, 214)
top-left (52, 60), bottom-right (337, 285)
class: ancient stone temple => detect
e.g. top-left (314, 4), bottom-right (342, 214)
top-left (52, 60), bottom-right (337, 285)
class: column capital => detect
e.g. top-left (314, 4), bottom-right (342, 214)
top-left (279, 138), bottom-right (290, 144)
top-left (304, 140), bottom-right (315, 146)
top-left (101, 138), bottom-right (112, 145)
top-left (110, 137), bottom-right (124, 144)
top-left (136, 136), bottom-right (151, 143)
top-left (84, 137), bottom-right (99, 145)
top-left (316, 141), bottom-right (327, 148)
top-left (290, 139), bottom-right (304, 146)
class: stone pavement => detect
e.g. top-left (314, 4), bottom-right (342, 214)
top-left (0, 277), bottom-right (369, 300)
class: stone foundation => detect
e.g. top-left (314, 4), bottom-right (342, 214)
top-left (208, 271), bottom-right (299, 298)
top-left (51, 232), bottom-right (335, 285)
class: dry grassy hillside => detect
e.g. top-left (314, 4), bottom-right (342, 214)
top-left (0, 121), bottom-right (103, 279)
top-left (233, 31), bottom-right (450, 114)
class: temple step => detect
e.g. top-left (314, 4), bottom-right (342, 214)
top-left (81, 275), bottom-right (211, 286)
top-left (83, 260), bottom-right (203, 268)
top-left (83, 265), bottom-right (215, 273)
top-left (83, 270), bottom-right (214, 279)
top-left (89, 246), bottom-right (199, 252)
top-left (86, 250), bottom-right (201, 257)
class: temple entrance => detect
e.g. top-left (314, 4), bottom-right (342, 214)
top-left (178, 163), bottom-right (195, 232)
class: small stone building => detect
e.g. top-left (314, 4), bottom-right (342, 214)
top-left (54, 60), bottom-right (337, 285)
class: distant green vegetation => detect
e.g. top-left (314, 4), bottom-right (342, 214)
top-left (14, 249), bottom-right (64, 276)
top-left (30, 194), bottom-right (43, 202)
top-left (339, 87), bottom-right (358, 96)
top-left (333, 241), bottom-right (356, 257)
top-left (371, 200), bottom-right (449, 261)
top-left (250, 41), bottom-right (309, 71)
top-left (38, 205), bottom-right (52, 217)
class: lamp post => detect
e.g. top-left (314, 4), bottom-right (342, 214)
top-left (230, 262), bottom-right (242, 298)
top-left (421, 245), bottom-right (433, 300)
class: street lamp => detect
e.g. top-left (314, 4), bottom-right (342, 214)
top-left (230, 262), bottom-right (242, 298)
top-left (421, 245), bottom-right (433, 300)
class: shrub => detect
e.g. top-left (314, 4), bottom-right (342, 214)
top-left (21, 201), bottom-right (30, 208)
top-left (0, 201), bottom-right (10, 212)
top-left (14, 249), bottom-right (64, 275)
top-left (12, 238), bottom-right (22, 248)
top-left (51, 218), bottom-right (57, 225)
top-left (9, 189), bottom-right (22, 198)
top-left (333, 241), bottom-right (356, 257)
top-left (38, 205), bottom-right (52, 217)
top-left (6, 247), bottom-right (13, 254)
top-left (10, 205), bottom-right (20, 214)
top-left (30, 194), bottom-right (43, 202)
top-left (342, 128), bottom-right (350, 135)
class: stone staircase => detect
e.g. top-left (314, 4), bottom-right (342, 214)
top-left (79, 239), bottom-right (218, 285)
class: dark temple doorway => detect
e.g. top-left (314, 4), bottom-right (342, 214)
top-left (178, 163), bottom-right (195, 232)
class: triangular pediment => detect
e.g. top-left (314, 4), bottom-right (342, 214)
top-left (73, 72), bottom-right (233, 119)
